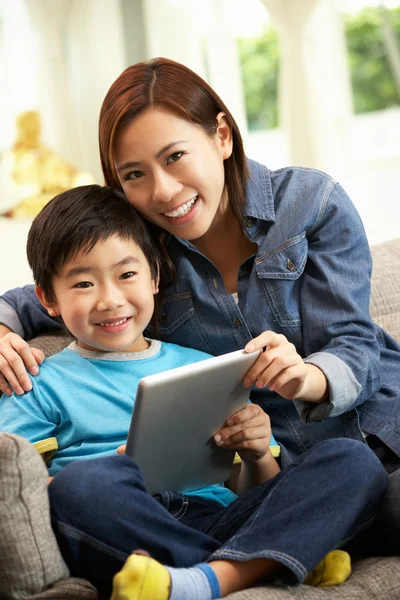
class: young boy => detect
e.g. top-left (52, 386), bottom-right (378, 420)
top-left (0, 185), bottom-right (373, 600)
top-left (0, 185), bottom-right (281, 599)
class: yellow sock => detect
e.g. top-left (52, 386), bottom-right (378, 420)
top-left (111, 554), bottom-right (171, 600)
top-left (303, 550), bottom-right (351, 587)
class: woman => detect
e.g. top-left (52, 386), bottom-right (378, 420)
top-left (0, 57), bottom-right (399, 595)
top-left (1, 58), bottom-right (400, 466)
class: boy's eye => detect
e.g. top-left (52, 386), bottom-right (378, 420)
top-left (166, 151), bottom-right (184, 165)
top-left (74, 281), bottom-right (93, 289)
top-left (120, 271), bottom-right (136, 280)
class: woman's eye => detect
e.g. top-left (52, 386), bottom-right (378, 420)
top-left (125, 170), bottom-right (144, 180)
top-left (120, 271), bottom-right (136, 280)
top-left (74, 281), bottom-right (93, 289)
top-left (167, 151), bottom-right (184, 165)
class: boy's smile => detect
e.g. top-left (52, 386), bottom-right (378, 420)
top-left (38, 235), bottom-right (158, 353)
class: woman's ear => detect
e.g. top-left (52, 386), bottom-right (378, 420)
top-left (35, 286), bottom-right (61, 317)
top-left (215, 112), bottom-right (233, 160)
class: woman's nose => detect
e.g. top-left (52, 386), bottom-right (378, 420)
top-left (151, 170), bottom-right (183, 204)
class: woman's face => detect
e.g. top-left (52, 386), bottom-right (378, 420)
top-left (114, 107), bottom-right (232, 242)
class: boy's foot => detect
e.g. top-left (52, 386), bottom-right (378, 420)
top-left (111, 553), bottom-right (220, 600)
top-left (111, 554), bottom-right (170, 600)
top-left (0, 433), bottom-right (69, 599)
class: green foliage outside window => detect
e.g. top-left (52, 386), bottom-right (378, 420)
top-left (237, 7), bottom-right (400, 131)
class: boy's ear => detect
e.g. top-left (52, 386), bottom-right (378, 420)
top-left (35, 286), bottom-right (61, 317)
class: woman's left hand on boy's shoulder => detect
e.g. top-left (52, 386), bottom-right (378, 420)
top-left (214, 404), bottom-right (271, 463)
top-left (243, 331), bottom-right (328, 404)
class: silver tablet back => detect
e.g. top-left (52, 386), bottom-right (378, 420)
top-left (125, 349), bottom-right (259, 495)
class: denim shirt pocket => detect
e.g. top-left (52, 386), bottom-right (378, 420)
top-left (145, 291), bottom-right (218, 355)
top-left (255, 232), bottom-right (308, 328)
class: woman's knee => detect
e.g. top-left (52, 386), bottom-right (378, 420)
top-left (318, 438), bottom-right (388, 497)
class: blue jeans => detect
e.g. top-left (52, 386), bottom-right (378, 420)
top-left (48, 439), bottom-right (387, 599)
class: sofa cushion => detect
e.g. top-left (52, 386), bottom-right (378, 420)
top-left (224, 556), bottom-right (400, 599)
top-left (370, 238), bottom-right (400, 342)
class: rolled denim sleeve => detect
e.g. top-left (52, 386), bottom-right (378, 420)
top-left (0, 285), bottom-right (61, 340)
top-left (295, 352), bottom-right (362, 422)
top-left (294, 182), bottom-right (381, 423)
top-left (0, 298), bottom-right (24, 337)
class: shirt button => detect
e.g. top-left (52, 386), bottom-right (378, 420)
top-left (246, 218), bottom-right (253, 228)
top-left (233, 318), bottom-right (241, 328)
top-left (287, 259), bottom-right (295, 271)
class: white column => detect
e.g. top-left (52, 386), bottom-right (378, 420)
top-left (142, 0), bottom-right (207, 78)
top-left (25, 0), bottom-right (80, 166)
top-left (203, 0), bottom-right (247, 136)
top-left (262, 0), bottom-right (353, 178)
top-left (142, 0), bottom-right (247, 135)
top-left (66, 0), bottom-right (126, 183)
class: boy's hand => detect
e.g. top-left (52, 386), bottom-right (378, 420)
top-left (117, 444), bottom-right (126, 455)
top-left (243, 331), bottom-right (328, 404)
top-left (0, 333), bottom-right (44, 396)
top-left (214, 404), bottom-right (271, 463)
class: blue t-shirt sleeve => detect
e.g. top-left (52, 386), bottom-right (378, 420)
top-left (0, 285), bottom-right (61, 339)
top-left (0, 383), bottom-right (56, 443)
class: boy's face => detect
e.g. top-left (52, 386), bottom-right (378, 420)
top-left (37, 235), bottom-right (158, 353)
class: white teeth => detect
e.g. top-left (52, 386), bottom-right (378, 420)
top-left (164, 197), bottom-right (197, 218)
top-left (98, 318), bottom-right (128, 327)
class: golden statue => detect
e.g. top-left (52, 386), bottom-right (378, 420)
top-left (0, 111), bottom-right (94, 218)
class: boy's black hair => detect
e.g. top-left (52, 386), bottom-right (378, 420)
top-left (27, 185), bottom-right (161, 323)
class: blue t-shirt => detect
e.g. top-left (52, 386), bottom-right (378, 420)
top-left (0, 339), bottom-right (251, 507)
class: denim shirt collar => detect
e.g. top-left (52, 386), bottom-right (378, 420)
top-left (244, 158), bottom-right (275, 223)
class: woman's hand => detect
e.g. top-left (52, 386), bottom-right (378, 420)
top-left (0, 332), bottom-right (44, 396)
top-left (243, 331), bottom-right (328, 403)
top-left (214, 404), bottom-right (271, 463)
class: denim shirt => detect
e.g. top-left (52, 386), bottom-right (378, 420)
top-left (2, 159), bottom-right (400, 466)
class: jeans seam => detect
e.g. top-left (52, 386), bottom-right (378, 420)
top-left (172, 498), bottom-right (189, 520)
top-left (56, 520), bottom-right (129, 562)
top-left (210, 468), bottom-right (308, 580)
top-left (209, 549), bottom-right (307, 581)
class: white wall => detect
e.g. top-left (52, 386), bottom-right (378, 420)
top-left (245, 107), bottom-right (400, 246)
top-left (0, 218), bottom-right (33, 294)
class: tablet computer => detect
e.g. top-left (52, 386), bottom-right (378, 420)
top-left (125, 348), bottom-right (260, 495)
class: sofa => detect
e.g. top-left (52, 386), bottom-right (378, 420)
top-left (27, 237), bottom-right (400, 600)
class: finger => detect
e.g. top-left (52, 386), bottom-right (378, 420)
top-left (215, 415), bottom-right (267, 444)
top-left (245, 331), bottom-right (287, 353)
top-left (220, 439), bottom-right (268, 453)
top-left (0, 364), bottom-right (24, 395)
top-left (255, 354), bottom-right (303, 389)
top-left (117, 444), bottom-right (126, 455)
top-left (31, 348), bottom-right (45, 366)
top-left (225, 404), bottom-right (262, 427)
top-left (11, 340), bottom-right (42, 377)
top-left (0, 350), bottom-right (33, 392)
top-left (244, 345), bottom-right (299, 388)
top-left (0, 374), bottom-right (13, 396)
top-left (268, 365), bottom-right (307, 394)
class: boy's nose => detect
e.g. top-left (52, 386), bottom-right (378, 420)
top-left (96, 287), bottom-right (124, 312)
